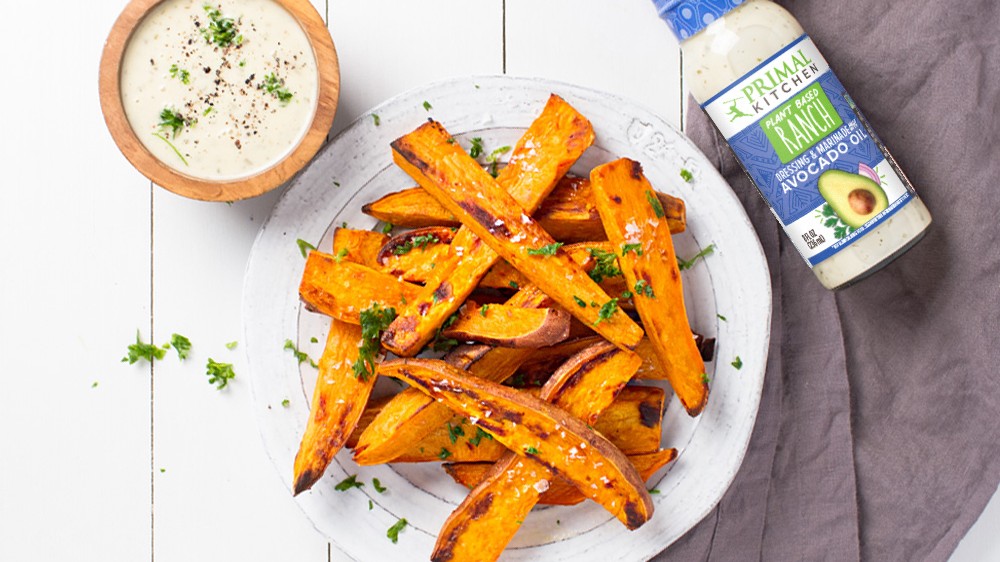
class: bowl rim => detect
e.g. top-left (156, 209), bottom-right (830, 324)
top-left (98, 0), bottom-right (340, 201)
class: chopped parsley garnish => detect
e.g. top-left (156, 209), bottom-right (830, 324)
top-left (527, 242), bottom-right (563, 256)
top-left (371, 113), bottom-right (381, 126)
top-left (393, 234), bottom-right (439, 255)
top-left (152, 133), bottom-right (189, 166)
top-left (387, 518), bottom-right (408, 544)
top-left (438, 448), bottom-right (452, 460)
top-left (122, 331), bottom-right (166, 364)
top-left (701, 373), bottom-right (711, 384)
top-left (508, 280), bottom-right (519, 290)
top-left (225, 340), bottom-right (238, 350)
top-left (587, 248), bottom-right (622, 283)
top-left (432, 313), bottom-right (460, 352)
top-left (621, 243), bottom-right (643, 256)
top-left (334, 474), bottom-right (364, 491)
top-left (480, 304), bottom-right (490, 317)
top-left (524, 446), bottom-right (540, 455)
top-left (334, 248), bottom-right (349, 263)
top-left (202, 5), bottom-right (238, 48)
top-left (169, 64), bottom-right (191, 85)
top-left (281, 399), bottom-right (290, 407)
top-left (205, 358), bottom-right (235, 389)
top-left (158, 108), bottom-right (188, 137)
top-left (203, 106), bottom-right (214, 116)
top-left (422, 101), bottom-right (432, 111)
top-left (354, 304), bottom-right (397, 381)
top-left (621, 290), bottom-right (633, 299)
top-left (368, 500), bottom-right (373, 510)
top-left (487, 145), bottom-right (511, 177)
top-left (633, 279), bottom-right (655, 298)
top-left (680, 168), bottom-right (694, 183)
top-left (645, 191), bottom-right (666, 218)
top-left (284, 339), bottom-right (318, 368)
top-left (649, 488), bottom-right (661, 494)
top-left (468, 137), bottom-right (484, 158)
top-left (91, 381), bottom-right (99, 388)
top-left (296, 238), bottom-right (316, 257)
top-left (731, 356), bottom-right (743, 370)
top-left (372, 478), bottom-right (387, 493)
top-left (260, 73), bottom-right (293, 104)
top-left (677, 244), bottom-right (716, 271)
top-left (593, 298), bottom-right (619, 326)
top-left (468, 427), bottom-right (493, 446)
top-left (169, 333), bottom-right (192, 360)
top-left (717, 313), bottom-right (727, 322)
top-left (573, 296), bottom-right (586, 308)
top-left (447, 422), bottom-right (465, 444)
top-left (381, 223), bottom-right (394, 234)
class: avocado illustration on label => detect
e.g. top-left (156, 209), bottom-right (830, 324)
top-left (817, 169), bottom-right (889, 229)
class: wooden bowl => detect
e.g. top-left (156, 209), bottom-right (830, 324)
top-left (99, 0), bottom-right (339, 201)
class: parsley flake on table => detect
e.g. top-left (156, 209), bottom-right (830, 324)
top-left (422, 100), bottom-right (432, 111)
top-left (284, 339), bottom-right (318, 368)
top-left (296, 238), bottom-right (316, 257)
top-left (645, 190), bottom-right (666, 218)
top-left (677, 244), bottom-right (716, 271)
top-left (372, 478), bottom-right (387, 493)
top-left (169, 333), bottom-right (192, 360)
top-left (587, 248), bottom-right (622, 283)
top-left (593, 298), bottom-right (619, 326)
top-left (387, 518), bottom-right (408, 544)
top-left (527, 242), bottom-right (563, 256)
top-left (91, 381), bottom-right (99, 388)
top-left (202, 5), bottom-right (238, 48)
top-left (649, 488), bottom-right (661, 494)
top-left (205, 358), bottom-right (235, 389)
top-left (680, 168), bottom-right (694, 183)
top-left (368, 500), bottom-right (373, 510)
top-left (225, 340), bottom-right (238, 350)
top-left (334, 474), bottom-right (364, 491)
top-left (260, 73), bottom-right (293, 104)
top-left (371, 113), bottom-right (380, 126)
top-left (354, 304), bottom-right (396, 381)
top-left (122, 331), bottom-right (167, 364)
top-left (731, 356), bottom-right (743, 370)
top-left (717, 313), bottom-right (727, 322)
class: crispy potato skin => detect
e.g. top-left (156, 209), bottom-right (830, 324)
top-left (382, 95), bottom-right (595, 357)
top-left (590, 158), bottom-right (708, 415)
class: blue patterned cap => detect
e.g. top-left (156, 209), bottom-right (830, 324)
top-left (652, 0), bottom-right (743, 41)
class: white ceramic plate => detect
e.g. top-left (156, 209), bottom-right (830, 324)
top-left (243, 75), bottom-right (771, 561)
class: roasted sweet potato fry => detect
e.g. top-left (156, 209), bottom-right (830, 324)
top-left (379, 358), bottom-right (652, 536)
top-left (382, 95), bottom-right (595, 357)
top-left (376, 226), bottom-right (455, 282)
top-left (361, 177), bottom-right (686, 241)
top-left (391, 121), bottom-right (642, 351)
top-left (299, 252), bottom-right (420, 324)
top-left (591, 158), bottom-right (708, 415)
top-left (330, 228), bottom-right (387, 269)
top-left (347, 386), bottom-right (664, 461)
top-left (444, 448), bottom-right (677, 506)
top-left (442, 302), bottom-right (570, 348)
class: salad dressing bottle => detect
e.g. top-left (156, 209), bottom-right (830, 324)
top-left (654, 0), bottom-right (932, 289)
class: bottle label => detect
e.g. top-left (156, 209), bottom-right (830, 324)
top-left (701, 35), bottom-right (915, 266)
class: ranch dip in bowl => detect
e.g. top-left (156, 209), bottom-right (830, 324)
top-left (100, 0), bottom-right (339, 200)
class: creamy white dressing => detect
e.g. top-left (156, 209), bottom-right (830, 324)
top-left (120, 0), bottom-right (318, 180)
top-left (681, 0), bottom-right (931, 289)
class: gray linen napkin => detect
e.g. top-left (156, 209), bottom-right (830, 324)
top-left (654, 0), bottom-right (1000, 560)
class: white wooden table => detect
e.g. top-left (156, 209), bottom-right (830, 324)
top-left (0, 1), bottom-right (996, 560)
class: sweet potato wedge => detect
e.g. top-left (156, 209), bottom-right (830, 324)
top-left (429, 342), bottom-right (647, 561)
top-left (391, 120), bottom-right (642, 352)
top-left (362, 188), bottom-right (459, 228)
top-left (330, 228), bottom-right (387, 269)
top-left (442, 302), bottom-right (570, 348)
top-left (591, 158), bottom-right (708, 415)
top-left (347, 386), bottom-right (663, 461)
top-left (292, 320), bottom-right (369, 494)
top-left (299, 252), bottom-right (421, 324)
top-left (382, 95), bottom-right (595, 357)
top-left (376, 226), bottom-right (455, 283)
top-left (361, 177), bottom-right (687, 241)
top-left (444, 448), bottom-right (677, 506)
top-left (379, 358), bottom-right (652, 534)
